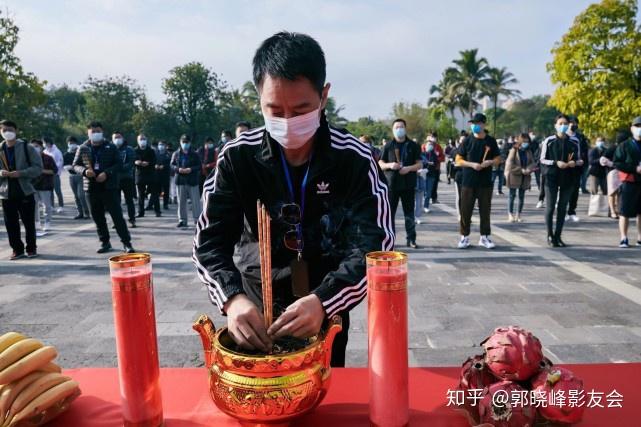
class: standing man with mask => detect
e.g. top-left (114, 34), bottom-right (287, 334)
top-left (63, 136), bottom-right (90, 219)
top-left (113, 132), bottom-right (137, 227)
top-left (566, 116), bottom-right (588, 222)
top-left (193, 32), bottom-right (392, 367)
top-left (197, 136), bottom-right (218, 195)
top-left (614, 116), bottom-right (641, 248)
top-left (155, 140), bottom-right (172, 210)
top-left (171, 135), bottom-right (201, 228)
top-left (219, 130), bottom-right (233, 149)
top-left (379, 119), bottom-right (422, 248)
top-left (540, 114), bottom-right (579, 247)
top-left (31, 139), bottom-right (57, 237)
top-left (455, 113), bottom-right (501, 249)
top-left (43, 137), bottom-right (64, 213)
top-left (73, 122), bottom-right (134, 254)
top-left (1, 120), bottom-right (43, 259)
top-left (235, 121), bottom-right (251, 138)
top-left (134, 133), bottom-right (160, 218)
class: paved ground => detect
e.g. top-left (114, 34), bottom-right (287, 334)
top-left (1, 176), bottom-right (640, 369)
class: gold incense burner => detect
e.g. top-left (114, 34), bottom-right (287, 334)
top-left (193, 314), bottom-right (342, 426)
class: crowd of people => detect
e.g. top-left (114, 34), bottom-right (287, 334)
top-left (1, 109), bottom-right (641, 259)
top-left (0, 118), bottom-right (251, 259)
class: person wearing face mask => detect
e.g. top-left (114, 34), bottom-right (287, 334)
top-left (613, 116), bottom-right (641, 248)
top-left (379, 119), bottom-right (422, 248)
top-left (235, 121), bottom-right (251, 138)
top-left (424, 132), bottom-right (444, 205)
top-left (134, 133), bottom-right (160, 218)
top-left (219, 130), bottom-right (233, 149)
top-left (63, 136), bottom-right (90, 219)
top-left (455, 113), bottom-right (501, 249)
top-left (155, 140), bottom-right (172, 210)
top-left (445, 138), bottom-right (456, 184)
top-left (43, 137), bottom-right (64, 213)
top-left (588, 137), bottom-right (610, 197)
top-left (171, 135), bottom-right (201, 228)
top-left (73, 121), bottom-right (134, 254)
top-left (528, 131), bottom-right (542, 190)
top-left (417, 138), bottom-right (440, 217)
top-left (113, 132), bottom-right (137, 227)
top-left (30, 139), bottom-right (57, 237)
top-left (0, 120), bottom-right (43, 259)
top-left (504, 133), bottom-right (535, 223)
top-left (197, 136), bottom-right (218, 195)
top-left (539, 114), bottom-right (579, 247)
top-left (565, 116), bottom-right (589, 222)
top-left (193, 32), bottom-right (391, 367)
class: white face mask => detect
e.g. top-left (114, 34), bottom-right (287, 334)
top-left (138, 139), bottom-right (147, 148)
top-left (264, 106), bottom-right (321, 150)
top-left (90, 132), bottom-right (103, 143)
top-left (632, 127), bottom-right (641, 139)
top-left (113, 138), bottom-right (124, 147)
top-left (2, 131), bottom-right (16, 141)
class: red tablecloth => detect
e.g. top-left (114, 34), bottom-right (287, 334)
top-left (50, 364), bottom-right (641, 426)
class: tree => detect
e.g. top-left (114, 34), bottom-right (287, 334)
top-left (345, 116), bottom-right (390, 145)
top-left (445, 49), bottom-right (490, 116)
top-left (41, 85), bottom-right (86, 142)
top-left (162, 62), bottom-right (227, 142)
top-left (0, 9), bottom-right (47, 137)
top-left (547, 0), bottom-right (641, 137)
top-left (81, 75), bottom-right (144, 139)
top-left (130, 95), bottom-right (178, 144)
top-left (484, 95), bottom-right (560, 138)
top-left (391, 102), bottom-right (430, 143)
top-left (482, 67), bottom-right (521, 134)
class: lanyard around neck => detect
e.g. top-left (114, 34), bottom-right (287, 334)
top-left (279, 147), bottom-right (313, 257)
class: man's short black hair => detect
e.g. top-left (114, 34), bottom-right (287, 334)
top-left (204, 136), bottom-right (215, 143)
top-left (0, 120), bottom-right (17, 129)
top-left (555, 113), bottom-right (570, 123)
top-left (180, 134), bottom-right (190, 142)
top-left (236, 121), bottom-right (251, 129)
top-left (112, 130), bottom-right (122, 135)
top-left (252, 31), bottom-right (326, 95)
top-left (31, 139), bottom-right (44, 146)
top-left (66, 136), bottom-right (78, 143)
top-left (43, 136), bottom-right (53, 145)
top-left (222, 130), bottom-right (232, 138)
top-left (392, 118), bottom-right (407, 127)
top-left (87, 121), bottom-right (103, 129)
top-left (569, 115), bottom-right (579, 124)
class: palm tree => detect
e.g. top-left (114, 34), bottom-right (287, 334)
top-left (482, 67), bottom-right (521, 134)
top-left (446, 49), bottom-right (490, 117)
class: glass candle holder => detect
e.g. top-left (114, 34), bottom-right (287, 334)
top-left (367, 251), bottom-right (409, 427)
top-left (109, 253), bottom-right (163, 427)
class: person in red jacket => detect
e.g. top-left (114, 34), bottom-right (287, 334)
top-left (421, 131), bottom-right (445, 206)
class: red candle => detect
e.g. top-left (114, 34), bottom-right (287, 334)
top-left (367, 252), bottom-right (409, 427)
top-left (110, 254), bottom-right (164, 427)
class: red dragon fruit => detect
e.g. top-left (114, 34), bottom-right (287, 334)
top-left (481, 326), bottom-right (543, 381)
top-left (478, 381), bottom-right (536, 427)
top-left (531, 366), bottom-right (585, 424)
top-left (457, 355), bottom-right (500, 423)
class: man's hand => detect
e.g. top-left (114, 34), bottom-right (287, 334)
top-left (96, 172), bottom-right (107, 183)
top-left (522, 168), bottom-right (530, 175)
top-left (224, 294), bottom-right (272, 352)
top-left (141, 161), bottom-right (149, 167)
top-left (471, 163), bottom-right (482, 171)
top-left (85, 169), bottom-right (96, 178)
top-left (389, 162), bottom-right (401, 171)
top-left (134, 160), bottom-right (142, 166)
top-left (636, 165), bottom-right (641, 174)
top-left (556, 161), bottom-right (568, 169)
top-left (267, 294), bottom-right (325, 340)
top-left (0, 170), bottom-right (7, 177)
top-left (576, 159), bottom-right (584, 167)
top-left (481, 160), bottom-right (494, 169)
top-left (568, 160), bottom-right (576, 168)
top-left (398, 166), bottom-right (410, 175)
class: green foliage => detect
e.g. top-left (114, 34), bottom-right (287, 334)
top-left (484, 95), bottom-right (561, 138)
top-left (482, 67), bottom-right (521, 134)
top-left (548, 0), bottom-right (641, 138)
top-left (345, 116), bottom-right (390, 145)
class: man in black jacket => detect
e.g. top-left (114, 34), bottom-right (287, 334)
top-left (171, 135), bottom-right (201, 228)
top-left (614, 116), bottom-right (641, 248)
top-left (134, 133), bottom-right (160, 218)
top-left (73, 121), bottom-right (134, 254)
top-left (539, 114), bottom-right (579, 247)
top-left (113, 132), bottom-right (137, 227)
top-left (193, 32), bottom-right (392, 367)
top-left (155, 140), bottom-right (172, 210)
top-left (63, 136), bottom-right (90, 219)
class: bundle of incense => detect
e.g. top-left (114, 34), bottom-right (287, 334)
top-left (481, 145), bottom-right (491, 162)
top-left (568, 152), bottom-right (574, 162)
top-left (0, 151), bottom-right (9, 171)
top-left (82, 152), bottom-right (94, 174)
top-left (257, 201), bottom-right (273, 328)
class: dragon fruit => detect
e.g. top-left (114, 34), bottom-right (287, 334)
top-left (531, 366), bottom-right (585, 424)
top-left (457, 355), bottom-right (499, 423)
top-left (478, 381), bottom-right (536, 427)
top-left (481, 326), bottom-right (543, 381)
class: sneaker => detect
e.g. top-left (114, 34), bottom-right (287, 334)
top-left (557, 238), bottom-right (567, 248)
top-left (73, 214), bottom-right (84, 220)
top-left (176, 222), bottom-right (187, 228)
top-left (9, 252), bottom-right (26, 261)
top-left (536, 201), bottom-right (544, 209)
top-left (508, 213), bottom-right (515, 223)
top-left (55, 207), bottom-right (63, 213)
top-left (479, 235), bottom-right (496, 249)
top-left (123, 244), bottom-right (136, 254)
top-left (26, 251), bottom-right (38, 258)
top-left (619, 238), bottom-right (629, 248)
top-left (457, 235), bottom-right (471, 249)
top-left (569, 215), bottom-right (579, 223)
top-left (96, 243), bottom-right (112, 254)
top-left (407, 241), bottom-right (418, 249)
top-left (36, 230), bottom-right (47, 237)
top-left (516, 215), bottom-right (523, 223)
top-left (43, 221), bottom-right (51, 232)
top-left (129, 220), bottom-right (137, 228)
top-left (415, 218), bottom-right (422, 225)
top-left (423, 208), bottom-right (430, 214)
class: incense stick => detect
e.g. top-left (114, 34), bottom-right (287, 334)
top-left (481, 145), bottom-right (490, 162)
top-left (257, 201), bottom-right (273, 329)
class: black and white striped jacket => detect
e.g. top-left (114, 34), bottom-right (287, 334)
top-left (192, 118), bottom-right (394, 319)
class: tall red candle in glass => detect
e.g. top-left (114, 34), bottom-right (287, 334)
top-left (109, 254), bottom-right (164, 427)
top-left (367, 251), bottom-right (409, 427)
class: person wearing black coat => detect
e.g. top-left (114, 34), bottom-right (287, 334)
top-left (72, 121), bottom-right (134, 254)
top-left (155, 140), bottom-right (172, 210)
top-left (134, 134), bottom-right (160, 217)
top-left (170, 135), bottom-right (201, 227)
top-left (63, 136), bottom-right (90, 219)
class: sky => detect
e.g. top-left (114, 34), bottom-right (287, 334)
top-left (2, 0), bottom-right (614, 121)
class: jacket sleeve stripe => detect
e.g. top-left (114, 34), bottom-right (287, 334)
top-left (540, 137), bottom-right (554, 165)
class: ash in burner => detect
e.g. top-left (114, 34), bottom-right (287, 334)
top-left (220, 331), bottom-right (316, 355)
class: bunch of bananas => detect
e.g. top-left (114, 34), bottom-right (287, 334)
top-left (0, 332), bottom-right (80, 427)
